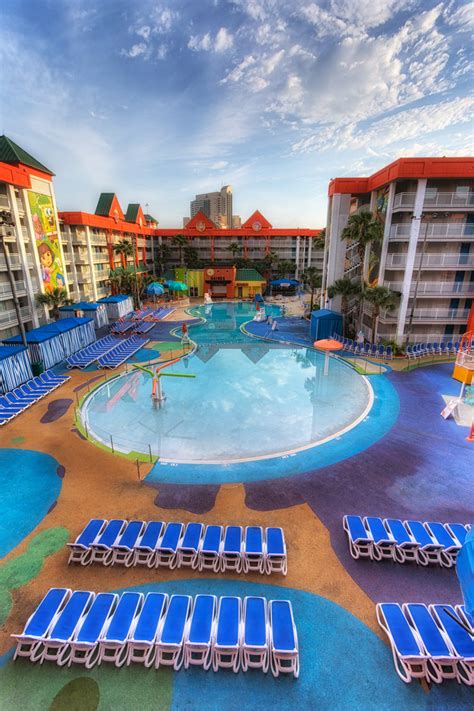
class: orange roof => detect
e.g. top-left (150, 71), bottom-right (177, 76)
top-left (328, 157), bottom-right (474, 196)
top-left (242, 210), bottom-right (272, 229)
top-left (185, 210), bottom-right (218, 231)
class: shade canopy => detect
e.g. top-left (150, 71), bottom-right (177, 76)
top-left (165, 280), bottom-right (187, 291)
top-left (145, 282), bottom-right (165, 296)
top-left (270, 278), bottom-right (299, 286)
top-left (313, 338), bottom-right (344, 351)
top-left (456, 526), bottom-right (474, 617)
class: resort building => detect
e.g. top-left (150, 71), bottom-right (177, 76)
top-left (59, 194), bottom-right (155, 302)
top-left (174, 266), bottom-right (266, 299)
top-left (156, 209), bottom-right (322, 277)
top-left (322, 157), bottom-right (474, 345)
top-left (0, 135), bottom-right (67, 340)
top-left (189, 185), bottom-right (234, 229)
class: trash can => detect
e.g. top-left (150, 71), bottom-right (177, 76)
top-left (32, 361), bottom-right (44, 376)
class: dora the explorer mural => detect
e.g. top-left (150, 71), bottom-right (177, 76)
top-left (27, 191), bottom-right (66, 292)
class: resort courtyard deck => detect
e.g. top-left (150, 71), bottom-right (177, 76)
top-left (0, 305), bottom-right (472, 710)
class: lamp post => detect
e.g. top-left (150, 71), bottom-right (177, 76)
top-left (405, 212), bottom-right (438, 346)
top-left (0, 209), bottom-right (27, 346)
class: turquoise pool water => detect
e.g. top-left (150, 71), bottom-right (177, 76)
top-left (186, 301), bottom-right (282, 344)
top-left (82, 348), bottom-right (372, 463)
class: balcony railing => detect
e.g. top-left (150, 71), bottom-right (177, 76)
top-left (389, 223), bottom-right (474, 240)
top-left (393, 192), bottom-right (474, 209)
top-left (0, 255), bottom-right (22, 270)
top-left (0, 305), bottom-right (32, 326)
top-left (385, 253), bottom-right (474, 269)
top-left (384, 281), bottom-right (473, 295)
top-left (380, 307), bottom-right (470, 322)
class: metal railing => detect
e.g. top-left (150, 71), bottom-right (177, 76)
top-left (0, 305), bottom-right (32, 326)
top-left (385, 253), bottom-right (474, 268)
top-left (393, 192), bottom-right (474, 209)
top-left (380, 307), bottom-right (470, 322)
top-left (384, 281), bottom-right (473, 295)
top-left (389, 223), bottom-right (474, 239)
top-left (0, 255), bottom-right (22, 270)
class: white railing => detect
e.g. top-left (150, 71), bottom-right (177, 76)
top-left (0, 255), bottom-right (22, 269)
top-left (384, 281), bottom-right (473, 295)
top-left (0, 305), bottom-right (32, 326)
top-left (394, 192), bottom-right (474, 209)
top-left (380, 308), bottom-right (470, 322)
top-left (385, 253), bottom-right (474, 268)
top-left (389, 223), bottom-right (474, 239)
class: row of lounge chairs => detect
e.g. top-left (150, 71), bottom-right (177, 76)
top-left (68, 519), bottom-right (287, 574)
top-left (406, 342), bottom-right (460, 359)
top-left (66, 335), bottom-right (120, 369)
top-left (343, 516), bottom-right (470, 567)
top-left (0, 371), bottom-right (70, 426)
top-left (13, 588), bottom-right (299, 677)
top-left (97, 336), bottom-right (149, 369)
top-left (129, 307), bottom-right (176, 322)
top-left (377, 602), bottom-right (473, 685)
top-left (332, 335), bottom-right (394, 359)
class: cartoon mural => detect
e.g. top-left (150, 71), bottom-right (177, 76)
top-left (27, 191), bottom-right (66, 291)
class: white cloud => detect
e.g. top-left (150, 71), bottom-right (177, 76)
top-left (188, 32), bottom-right (212, 51)
top-left (221, 50), bottom-right (284, 91)
top-left (210, 160), bottom-right (228, 169)
top-left (215, 27), bottom-right (234, 52)
top-left (120, 43), bottom-right (149, 59)
top-left (136, 25), bottom-right (151, 40)
top-left (444, 1), bottom-right (474, 30)
top-left (152, 7), bottom-right (179, 34)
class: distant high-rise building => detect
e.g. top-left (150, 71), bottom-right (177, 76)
top-left (190, 185), bottom-right (233, 228)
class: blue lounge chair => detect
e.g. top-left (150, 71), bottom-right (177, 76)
top-left (177, 522), bottom-right (204, 568)
top-left (385, 345), bottom-right (393, 360)
top-left (424, 522), bottom-right (461, 567)
top-left (403, 604), bottom-right (459, 683)
top-left (7, 390), bottom-right (36, 407)
top-left (39, 590), bottom-right (95, 665)
top-left (376, 603), bottom-right (427, 683)
top-left (446, 523), bottom-right (469, 546)
top-left (199, 525), bottom-right (223, 573)
top-left (404, 520), bottom-right (443, 565)
top-left (0, 395), bottom-right (24, 413)
top-left (68, 519), bottom-right (107, 565)
top-left (111, 520), bottom-right (146, 566)
top-left (430, 604), bottom-right (474, 685)
top-left (97, 592), bottom-right (143, 667)
top-left (155, 522), bottom-right (184, 569)
top-left (242, 596), bottom-right (269, 672)
top-left (127, 592), bottom-right (169, 667)
top-left (384, 519), bottom-right (420, 563)
top-left (184, 594), bottom-right (217, 670)
top-left (266, 527), bottom-right (287, 574)
top-left (343, 515), bottom-right (373, 559)
top-left (12, 588), bottom-right (71, 660)
top-left (90, 519), bottom-right (127, 566)
top-left (364, 517), bottom-right (396, 561)
top-left (134, 521), bottom-right (165, 566)
top-left (243, 526), bottom-right (265, 574)
top-left (212, 596), bottom-right (242, 672)
top-left (69, 593), bottom-right (118, 667)
top-left (269, 599), bottom-right (299, 678)
top-left (156, 595), bottom-right (192, 670)
top-left (221, 526), bottom-right (243, 573)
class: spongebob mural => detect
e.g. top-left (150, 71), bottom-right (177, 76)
top-left (27, 191), bottom-right (66, 292)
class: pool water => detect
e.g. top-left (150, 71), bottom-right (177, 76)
top-left (82, 308), bottom-right (372, 461)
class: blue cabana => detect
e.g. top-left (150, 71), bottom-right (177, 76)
top-left (59, 302), bottom-right (109, 329)
top-left (0, 345), bottom-right (33, 395)
top-left (269, 279), bottom-right (299, 287)
top-left (98, 294), bottom-right (133, 320)
top-left (310, 309), bottom-right (343, 341)
top-left (254, 293), bottom-right (264, 303)
top-left (3, 317), bottom-right (95, 370)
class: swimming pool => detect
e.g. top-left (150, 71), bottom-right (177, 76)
top-left (81, 302), bottom-right (373, 462)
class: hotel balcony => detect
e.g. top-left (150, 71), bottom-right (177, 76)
top-left (384, 253), bottom-right (474, 269)
top-left (393, 192), bottom-right (474, 211)
top-left (380, 307), bottom-right (470, 323)
top-left (384, 281), bottom-right (473, 297)
top-left (0, 305), bottom-right (33, 328)
top-left (0, 278), bottom-right (39, 300)
top-left (0, 254), bottom-right (23, 270)
top-left (389, 222), bottom-right (474, 240)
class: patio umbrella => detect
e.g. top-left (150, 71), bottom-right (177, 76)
top-left (173, 281), bottom-right (188, 292)
top-left (145, 282), bottom-right (165, 296)
top-left (456, 526), bottom-right (474, 622)
top-left (314, 338), bottom-right (344, 375)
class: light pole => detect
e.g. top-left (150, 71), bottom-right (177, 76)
top-left (405, 212), bottom-right (437, 346)
top-left (0, 209), bottom-right (27, 346)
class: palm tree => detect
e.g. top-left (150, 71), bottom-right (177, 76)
top-left (313, 228), bottom-right (326, 251)
top-left (363, 286), bottom-right (399, 343)
top-left (171, 234), bottom-right (188, 265)
top-left (36, 287), bottom-right (73, 320)
top-left (228, 242), bottom-right (242, 260)
top-left (261, 250), bottom-right (279, 279)
top-left (301, 267), bottom-right (322, 312)
top-left (113, 239), bottom-right (139, 307)
top-left (341, 212), bottom-right (383, 288)
top-left (327, 278), bottom-right (361, 336)
top-left (276, 260), bottom-right (295, 279)
top-left (155, 243), bottom-right (170, 277)
top-left (183, 245), bottom-right (200, 268)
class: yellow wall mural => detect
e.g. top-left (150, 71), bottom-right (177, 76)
top-left (27, 191), bottom-right (66, 292)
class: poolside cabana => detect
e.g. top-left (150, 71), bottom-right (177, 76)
top-left (97, 295), bottom-right (133, 320)
top-left (310, 309), bottom-right (343, 341)
top-left (3, 317), bottom-right (95, 370)
top-left (0, 345), bottom-right (34, 395)
top-left (59, 302), bottom-right (109, 329)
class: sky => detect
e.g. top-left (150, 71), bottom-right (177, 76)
top-left (1, 0), bottom-right (473, 228)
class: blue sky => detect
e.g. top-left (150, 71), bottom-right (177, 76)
top-left (1, 0), bottom-right (472, 227)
